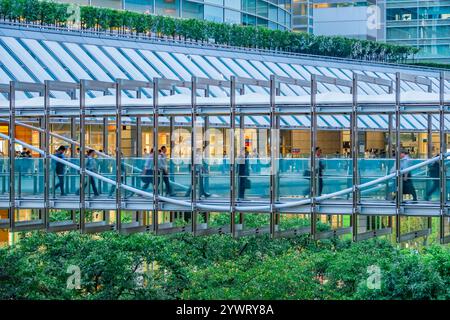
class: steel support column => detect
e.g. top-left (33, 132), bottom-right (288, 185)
top-left (190, 76), bottom-right (198, 236)
top-left (8, 82), bottom-right (16, 231)
top-left (439, 72), bottom-right (447, 244)
top-left (230, 76), bottom-right (237, 237)
top-left (115, 81), bottom-right (122, 232)
top-left (351, 74), bottom-right (359, 241)
top-left (152, 79), bottom-right (160, 234)
top-left (204, 114), bottom-right (210, 224)
top-left (269, 75), bottom-right (278, 238)
top-left (43, 81), bottom-right (51, 229)
top-left (427, 113), bottom-right (433, 232)
top-left (395, 72), bottom-right (402, 243)
top-left (310, 75), bottom-right (317, 240)
top-left (70, 116), bottom-right (76, 222)
top-left (79, 80), bottom-right (87, 232)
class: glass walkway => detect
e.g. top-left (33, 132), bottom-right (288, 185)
top-left (0, 25), bottom-right (449, 243)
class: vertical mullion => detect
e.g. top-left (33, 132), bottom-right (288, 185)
top-left (43, 81), bottom-right (50, 229)
top-left (230, 76), bottom-right (236, 237)
top-left (191, 77), bottom-right (197, 236)
top-left (115, 81), bottom-right (122, 232)
top-left (395, 72), bottom-right (401, 243)
top-left (204, 114), bottom-right (210, 225)
top-left (79, 80), bottom-right (86, 233)
top-left (70, 116), bottom-right (76, 222)
top-left (152, 79), bottom-right (159, 235)
top-left (351, 74), bottom-right (359, 241)
top-left (9, 81), bottom-right (16, 231)
top-left (427, 113), bottom-right (433, 230)
top-left (310, 75), bottom-right (317, 240)
top-left (269, 75), bottom-right (277, 238)
top-left (440, 72), bottom-right (446, 244)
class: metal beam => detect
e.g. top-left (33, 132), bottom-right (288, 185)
top-left (191, 76), bottom-right (198, 236)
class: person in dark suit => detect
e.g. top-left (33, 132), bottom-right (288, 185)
top-left (238, 147), bottom-right (250, 200)
top-left (53, 145), bottom-right (66, 196)
top-left (315, 147), bottom-right (325, 196)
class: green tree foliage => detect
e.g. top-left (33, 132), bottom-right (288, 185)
top-left (0, 0), bottom-right (419, 63)
top-left (0, 225), bottom-right (449, 300)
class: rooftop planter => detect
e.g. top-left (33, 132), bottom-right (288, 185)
top-left (0, 0), bottom-right (420, 63)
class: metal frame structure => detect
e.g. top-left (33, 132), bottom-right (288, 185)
top-left (0, 71), bottom-right (449, 244)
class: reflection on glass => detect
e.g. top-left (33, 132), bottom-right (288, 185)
top-left (91, 0), bottom-right (122, 9)
top-left (182, 0), bottom-right (204, 19)
top-left (204, 5), bottom-right (224, 22)
top-left (155, 0), bottom-right (180, 17)
top-left (125, 0), bottom-right (154, 13)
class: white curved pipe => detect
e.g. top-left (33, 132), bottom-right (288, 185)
top-left (1, 132), bottom-right (447, 212)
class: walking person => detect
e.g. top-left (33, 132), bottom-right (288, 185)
top-left (53, 145), bottom-right (66, 196)
top-left (141, 148), bottom-right (154, 190)
top-left (425, 155), bottom-right (440, 201)
top-left (237, 147), bottom-right (250, 200)
top-left (400, 149), bottom-right (417, 201)
top-left (76, 149), bottom-right (100, 197)
top-left (315, 147), bottom-right (325, 196)
top-left (159, 146), bottom-right (175, 196)
top-left (86, 149), bottom-right (100, 197)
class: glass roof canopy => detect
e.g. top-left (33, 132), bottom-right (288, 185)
top-left (0, 30), bottom-right (448, 103)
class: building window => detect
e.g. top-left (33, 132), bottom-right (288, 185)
top-left (205, 0), bottom-right (223, 5)
top-left (124, 0), bottom-right (154, 13)
top-left (91, 0), bottom-right (122, 9)
top-left (224, 9), bottom-right (241, 24)
top-left (256, 0), bottom-right (268, 18)
top-left (225, 0), bottom-right (240, 10)
top-left (182, 0), bottom-right (203, 19)
top-left (204, 5), bottom-right (224, 22)
top-left (155, 0), bottom-right (180, 17)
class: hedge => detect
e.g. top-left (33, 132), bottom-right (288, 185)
top-left (408, 61), bottom-right (450, 70)
top-left (0, 0), bottom-right (420, 63)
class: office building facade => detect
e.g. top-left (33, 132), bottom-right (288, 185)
top-left (57, 0), bottom-right (293, 30)
top-left (385, 0), bottom-right (450, 63)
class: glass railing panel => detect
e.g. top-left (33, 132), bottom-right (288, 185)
top-left (235, 157), bottom-right (270, 201)
top-left (0, 157), bottom-right (8, 196)
top-left (121, 157), bottom-right (193, 200)
top-left (407, 159), bottom-right (438, 202)
top-left (359, 159), bottom-right (395, 201)
top-left (95, 158), bottom-right (117, 196)
top-left (14, 158), bottom-right (44, 198)
top-left (278, 158), bottom-right (310, 199)
top-left (199, 158), bottom-right (230, 200)
top-left (321, 159), bottom-right (353, 200)
top-left (50, 157), bottom-right (79, 197)
top-left (446, 158), bottom-right (450, 202)
top-left (167, 158), bottom-right (191, 199)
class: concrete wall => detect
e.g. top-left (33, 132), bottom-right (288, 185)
top-left (314, 6), bottom-right (378, 40)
